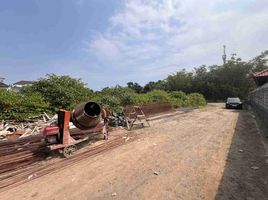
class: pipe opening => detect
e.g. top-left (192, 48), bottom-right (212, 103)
top-left (84, 102), bottom-right (101, 117)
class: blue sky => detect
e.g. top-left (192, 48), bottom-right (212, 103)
top-left (1, 0), bottom-right (268, 90)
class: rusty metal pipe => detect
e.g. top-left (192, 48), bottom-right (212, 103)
top-left (71, 102), bottom-right (101, 130)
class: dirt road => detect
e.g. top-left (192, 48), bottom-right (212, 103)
top-left (1, 104), bottom-right (267, 200)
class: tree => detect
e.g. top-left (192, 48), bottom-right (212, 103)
top-left (142, 50), bottom-right (268, 101)
top-left (21, 74), bottom-right (94, 111)
top-left (143, 80), bottom-right (166, 93)
top-left (127, 82), bottom-right (143, 93)
top-left (165, 69), bottom-right (193, 93)
top-left (249, 50), bottom-right (268, 73)
top-left (93, 85), bottom-right (138, 113)
top-left (199, 58), bottom-right (255, 100)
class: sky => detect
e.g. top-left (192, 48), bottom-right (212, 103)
top-left (1, 0), bottom-right (268, 90)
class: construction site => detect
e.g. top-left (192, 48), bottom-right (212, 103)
top-left (0, 100), bottom-right (267, 200)
top-left (1, 1), bottom-right (268, 199)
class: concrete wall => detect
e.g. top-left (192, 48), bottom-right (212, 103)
top-left (249, 83), bottom-right (268, 137)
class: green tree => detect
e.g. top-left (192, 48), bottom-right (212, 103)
top-left (127, 82), bottom-right (143, 93)
top-left (213, 58), bottom-right (255, 100)
top-left (21, 74), bottom-right (94, 111)
top-left (142, 51), bottom-right (268, 101)
top-left (250, 50), bottom-right (268, 73)
top-left (165, 69), bottom-right (193, 93)
top-left (93, 86), bottom-right (138, 113)
top-left (143, 80), bottom-right (166, 93)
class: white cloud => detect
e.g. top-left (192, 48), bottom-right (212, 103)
top-left (110, 0), bottom-right (178, 35)
top-left (87, 34), bottom-right (121, 61)
top-left (86, 0), bottom-right (268, 85)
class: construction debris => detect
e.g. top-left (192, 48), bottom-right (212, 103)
top-left (0, 113), bottom-right (57, 141)
top-left (0, 102), bottom-right (178, 140)
top-left (0, 102), bottom-right (189, 192)
top-left (109, 113), bottom-right (126, 127)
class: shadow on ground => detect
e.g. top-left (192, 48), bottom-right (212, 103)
top-left (215, 109), bottom-right (268, 199)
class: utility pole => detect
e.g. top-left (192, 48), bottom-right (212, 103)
top-left (222, 45), bottom-right (226, 64)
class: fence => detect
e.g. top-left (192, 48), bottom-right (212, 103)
top-left (125, 102), bottom-right (174, 118)
top-left (249, 82), bottom-right (268, 137)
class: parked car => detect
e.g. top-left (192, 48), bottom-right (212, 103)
top-left (225, 97), bottom-right (243, 109)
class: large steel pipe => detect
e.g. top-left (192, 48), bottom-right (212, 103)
top-left (71, 102), bottom-right (101, 130)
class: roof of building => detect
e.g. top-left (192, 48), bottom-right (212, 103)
top-left (0, 82), bottom-right (8, 88)
top-left (253, 68), bottom-right (268, 86)
top-left (254, 68), bottom-right (268, 77)
top-left (13, 80), bottom-right (35, 85)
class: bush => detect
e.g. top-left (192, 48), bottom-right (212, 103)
top-left (168, 91), bottom-right (187, 100)
top-left (92, 86), bottom-right (138, 113)
top-left (93, 94), bottom-right (123, 114)
top-left (93, 88), bottom-right (207, 112)
top-left (145, 90), bottom-right (170, 103)
top-left (168, 91), bottom-right (187, 108)
top-left (0, 90), bottom-right (49, 121)
top-left (134, 93), bottom-right (150, 104)
top-left (168, 97), bottom-right (185, 108)
top-left (185, 93), bottom-right (207, 107)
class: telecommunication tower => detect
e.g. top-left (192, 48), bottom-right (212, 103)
top-left (222, 45), bottom-right (226, 64)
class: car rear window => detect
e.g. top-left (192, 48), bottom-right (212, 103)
top-left (227, 98), bottom-right (240, 103)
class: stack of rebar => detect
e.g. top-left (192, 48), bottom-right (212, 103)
top-left (0, 132), bottom-right (134, 192)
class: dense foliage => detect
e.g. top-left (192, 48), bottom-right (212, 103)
top-left (92, 86), bottom-right (138, 113)
top-left (0, 79), bottom-right (206, 120)
top-left (21, 74), bottom-right (94, 111)
top-left (92, 87), bottom-right (205, 113)
top-left (128, 51), bottom-right (268, 101)
top-left (0, 90), bottom-right (49, 120)
top-left (2, 50), bottom-right (267, 120)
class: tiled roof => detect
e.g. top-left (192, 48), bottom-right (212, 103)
top-left (13, 80), bottom-right (35, 85)
top-left (0, 82), bottom-right (8, 87)
top-left (254, 68), bottom-right (268, 77)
